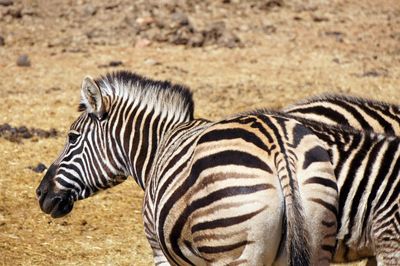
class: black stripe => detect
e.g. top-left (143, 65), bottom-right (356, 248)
top-left (292, 123), bottom-right (312, 147)
top-left (123, 101), bottom-right (139, 163)
top-left (198, 128), bottom-right (272, 154)
top-left (310, 198), bottom-right (337, 217)
top-left (220, 116), bottom-right (274, 144)
top-left (303, 146), bottom-right (331, 169)
top-left (288, 106), bottom-right (351, 126)
top-left (146, 113), bottom-right (161, 180)
top-left (321, 244), bottom-right (336, 254)
top-left (358, 104), bottom-right (395, 134)
top-left (303, 177), bottom-right (337, 192)
top-left (376, 203), bottom-right (399, 225)
top-left (55, 175), bottom-right (79, 190)
top-left (328, 99), bottom-right (373, 131)
top-left (321, 220), bottom-right (336, 228)
top-left (129, 106), bottom-right (147, 189)
top-left (56, 169), bottom-right (88, 192)
top-left (191, 206), bottom-right (267, 233)
top-left (197, 240), bottom-right (251, 254)
top-left (136, 108), bottom-right (155, 181)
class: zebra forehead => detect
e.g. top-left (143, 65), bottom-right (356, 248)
top-left (77, 71), bottom-right (194, 118)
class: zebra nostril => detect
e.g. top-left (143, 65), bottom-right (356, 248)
top-left (36, 188), bottom-right (41, 198)
top-left (36, 187), bottom-right (44, 199)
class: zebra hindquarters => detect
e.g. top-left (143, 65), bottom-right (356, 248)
top-left (175, 137), bottom-right (285, 265)
top-left (187, 160), bottom-right (284, 265)
top-left (291, 127), bottom-right (339, 265)
top-left (187, 168), bottom-right (283, 265)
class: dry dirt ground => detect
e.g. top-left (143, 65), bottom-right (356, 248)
top-left (0, 0), bottom-right (399, 265)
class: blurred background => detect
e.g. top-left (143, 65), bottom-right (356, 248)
top-left (0, 0), bottom-right (399, 265)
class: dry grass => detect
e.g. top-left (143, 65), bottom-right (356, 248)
top-left (1, 0), bottom-right (399, 265)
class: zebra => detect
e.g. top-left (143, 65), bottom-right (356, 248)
top-left (283, 94), bottom-right (400, 135)
top-left (36, 71), bottom-right (338, 265)
top-left (278, 112), bottom-right (400, 266)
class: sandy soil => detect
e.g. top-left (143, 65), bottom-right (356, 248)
top-left (0, 0), bottom-right (399, 265)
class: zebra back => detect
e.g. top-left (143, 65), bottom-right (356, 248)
top-left (283, 94), bottom-right (400, 135)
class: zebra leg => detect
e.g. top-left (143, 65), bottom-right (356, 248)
top-left (151, 247), bottom-right (171, 266)
top-left (143, 224), bottom-right (170, 265)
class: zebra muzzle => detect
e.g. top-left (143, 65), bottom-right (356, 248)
top-left (38, 189), bottom-right (74, 218)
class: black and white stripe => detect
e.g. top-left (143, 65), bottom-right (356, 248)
top-left (284, 94), bottom-right (400, 135)
top-left (281, 114), bottom-right (400, 265)
top-left (38, 72), bottom-right (338, 265)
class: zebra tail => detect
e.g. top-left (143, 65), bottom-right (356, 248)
top-left (278, 156), bottom-right (311, 266)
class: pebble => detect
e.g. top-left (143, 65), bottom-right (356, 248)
top-left (144, 58), bottom-right (160, 66)
top-left (135, 38), bottom-right (151, 48)
top-left (16, 54), bottom-right (31, 67)
top-left (188, 32), bottom-right (204, 47)
top-left (170, 12), bottom-right (189, 27)
top-left (83, 4), bottom-right (97, 16)
top-left (30, 163), bottom-right (47, 173)
top-left (109, 60), bottom-right (123, 67)
top-left (136, 16), bottom-right (155, 26)
top-left (0, 36), bottom-right (4, 46)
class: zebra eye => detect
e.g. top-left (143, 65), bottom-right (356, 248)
top-left (68, 131), bottom-right (80, 144)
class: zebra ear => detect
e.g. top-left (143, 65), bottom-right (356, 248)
top-left (81, 76), bottom-right (105, 119)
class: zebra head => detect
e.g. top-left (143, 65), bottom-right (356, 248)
top-left (36, 76), bottom-right (127, 218)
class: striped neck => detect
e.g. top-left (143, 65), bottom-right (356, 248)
top-left (96, 71), bottom-right (194, 189)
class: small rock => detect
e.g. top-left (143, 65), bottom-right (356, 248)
top-left (135, 38), bottom-right (151, 48)
top-left (170, 12), bottom-right (189, 28)
top-left (16, 54), bottom-right (31, 67)
top-left (239, 25), bottom-right (249, 32)
top-left (18, 126), bottom-right (32, 138)
top-left (21, 7), bottom-right (36, 17)
top-left (144, 58), bottom-right (160, 66)
top-left (0, 123), bottom-right (11, 133)
top-left (169, 26), bottom-right (193, 45)
top-left (313, 15), bottom-right (329, 22)
top-left (0, 36), bottom-right (5, 46)
top-left (83, 4), bottom-right (97, 16)
top-left (7, 7), bottom-right (22, 18)
top-left (98, 61), bottom-right (123, 68)
top-left (0, 0), bottom-right (13, 6)
top-left (263, 25), bottom-right (276, 34)
top-left (362, 68), bottom-right (388, 77)
top-left (218, 31), bottom-right (241, 48)
top-left (136, 16), bottom-right (155, 27)
top-left (188, 32), bottom-right (204, 47)
top-left (325, 31), bottom-right (345, 42)
top-left (259, 0), bottom-right (283, 10)
top-left (30, 163), bottom-right (47, 173)
top-left (109, 60), bottom-right (123, 67)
